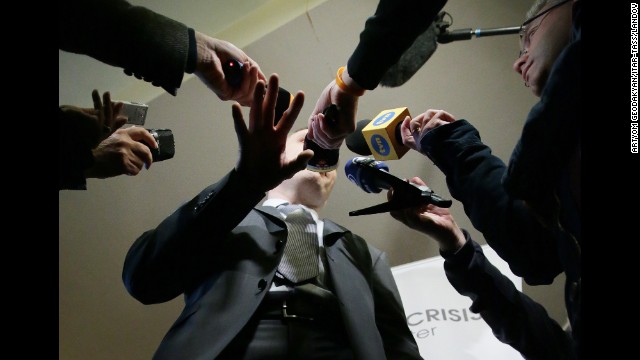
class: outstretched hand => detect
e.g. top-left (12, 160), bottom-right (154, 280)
top-left (233, 74), bottom-right (313, 192)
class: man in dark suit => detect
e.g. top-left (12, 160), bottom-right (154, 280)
top-left (122, 74), bottom-right (423, 360)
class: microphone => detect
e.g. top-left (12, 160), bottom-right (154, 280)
top-left (346, 120), bottom-right (374, 156)
top-left (379, 21), bottom-right (439, 88)
top-left (344, 156), bottom-right (452, 216)
top-left (434, 11), bottom-right (520, 44)
top-left (378, 11), bottom-right (521, 87)
top-left (345, 108), bottom-right (411, 160)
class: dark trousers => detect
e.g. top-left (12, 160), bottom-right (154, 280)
top-left (217, 290), bottom-right (354, 360)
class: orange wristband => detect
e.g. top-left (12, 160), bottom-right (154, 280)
top-left (335, 66), bottom-right (365, 97)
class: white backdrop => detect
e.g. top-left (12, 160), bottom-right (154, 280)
top-left (392, 245), bottom-right (524, 360)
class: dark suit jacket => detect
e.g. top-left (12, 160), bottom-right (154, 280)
top-left (123, 169), bottom-right (422, 360)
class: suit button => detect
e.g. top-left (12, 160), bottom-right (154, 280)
top-left (276, 239), bottom-right (285, 251)
top-left (193, 202), bottom-right (203, 213)
top-left (257, 279), bottom-right (267, 291)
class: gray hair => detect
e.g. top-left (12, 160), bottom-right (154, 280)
top-left (526, 0), bottom-right (566, 20)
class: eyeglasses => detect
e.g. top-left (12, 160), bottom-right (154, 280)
top-left (518, 0), bottom-right (571, 57)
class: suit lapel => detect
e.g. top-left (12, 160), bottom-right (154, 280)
top-left (324, 222), bottom-right (387, 360)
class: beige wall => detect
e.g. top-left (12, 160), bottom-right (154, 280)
top-left (59, 0), bottom-right (567, 359)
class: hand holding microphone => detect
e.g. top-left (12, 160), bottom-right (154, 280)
top-left (402, 109), bottom-right (456, 153)
top-left (306, 67), bottom-right (362, 150)
top-left (387, 175), bottom-right (466, 253)
top-left (344, 156), bottom-right (451, 216)
top-left (346, 108), bottom-right (456, 159)
top-left (196, 36), bottom-right (266, 106)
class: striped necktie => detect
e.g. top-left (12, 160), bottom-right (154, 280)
top-left (277, 204), bottom-right (319, 284)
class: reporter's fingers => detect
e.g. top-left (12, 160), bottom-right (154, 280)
top-left (123, 126), bottom-right (158, 149)
top-left (432, 109), bottom-right (455, 122)
top-left (125, 156), bottom-right (145, 176)
top-left (237, 62), bottom-right (258, 106)
top-left (92, 89), bottom-right (104, 127)
top-left (113, 116), bottom-right (128, 130)
top-left (408, 176), bottom-right (426, 187)
top-left (129, 141), bottom-right (154, 170)
top-left (102, 91), bottom-right (113, 126)
top-left (91, 89), bottom-right (102, 110)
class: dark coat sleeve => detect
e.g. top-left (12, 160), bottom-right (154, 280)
top-left (347, 0), bottom-right (447, 90)
top-left (442, 233), bottom-right (575, 360)
top-left (419, 120), bottom-right (563, 285)
top-left (59, 0), bottom-right (190, 95)
top-left (122, 169), bottom-right (266, 304)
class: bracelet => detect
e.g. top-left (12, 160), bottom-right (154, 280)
top-left (335, 66), bottom-right (365, 97)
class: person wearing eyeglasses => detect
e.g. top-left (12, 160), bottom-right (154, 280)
top-left (396, 0), bottom-right (581, 359)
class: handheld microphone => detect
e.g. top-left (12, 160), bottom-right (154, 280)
top-left (344, 156), bottom-right (452, 216)
top-left (345, 108), bottom-right (411, 160)
top-left (344, 157), bottom-right (390, 193)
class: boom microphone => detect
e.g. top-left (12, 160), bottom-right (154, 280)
top-left (434, 11), bottom-right (520, 44)
top-left (378, 11), bottom-right (521, 88)
top-left (344, 156), bottom-right (452, 216)
top-left (345, 108), bottom-right (411, 161)
top-left (379, 21), bottom-right (439, 88)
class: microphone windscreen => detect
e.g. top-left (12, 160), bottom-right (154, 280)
top-left (379, 22), bottom-right (438, 88)
top-left (346, 120), bottom-right (372, 155)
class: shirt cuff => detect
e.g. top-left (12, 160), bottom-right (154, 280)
top-left (185, 28), bottom-right (197, 74)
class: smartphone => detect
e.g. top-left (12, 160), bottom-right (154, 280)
top-left (116, 100), bottom-right (149, 126)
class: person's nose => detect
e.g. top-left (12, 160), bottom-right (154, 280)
top-left (512, 51), bottom-right (527, 75)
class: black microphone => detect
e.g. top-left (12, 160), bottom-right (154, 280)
top-left (344, 157), bottom-right (451, 216)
